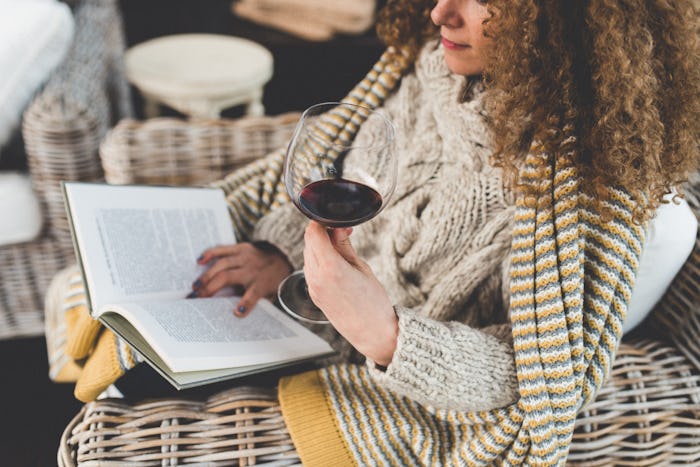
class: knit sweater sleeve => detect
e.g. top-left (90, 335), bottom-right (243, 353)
top-left (367, 307), bottom-right (519, 412)
top-left (251, 202), bottom-right (309, 269)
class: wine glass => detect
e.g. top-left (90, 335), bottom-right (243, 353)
top-left (277, 102), bottom-right (397, 323)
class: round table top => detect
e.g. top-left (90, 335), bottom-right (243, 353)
top-left (125, 34), bottom-right (274, 98)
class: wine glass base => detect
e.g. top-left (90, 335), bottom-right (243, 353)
top-left (278, 270), bottom-right (329, 324)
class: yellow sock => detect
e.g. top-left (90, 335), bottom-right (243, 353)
top-left (63, 278), bottom-right (102, 360)
top-left (50, 359), bottom-right (83, 383)
top-left (64, 306), bottom-right (102, 360)
top-left (74, 330), bottom-right (136, 402)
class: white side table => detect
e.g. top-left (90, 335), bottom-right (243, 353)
top-left (125, 34), bottom-right (273, 119)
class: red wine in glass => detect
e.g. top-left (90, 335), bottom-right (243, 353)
top-left (277, 101), bottom-right (396, 324)
top-left (297, 178), bottom-right (383, 228)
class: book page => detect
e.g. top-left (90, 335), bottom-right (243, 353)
top-left (63, 183), bottom-right (235, 311)
top-left (102, 297), bottom-right (334, 373)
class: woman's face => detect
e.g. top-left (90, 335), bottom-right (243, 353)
top-left (430, 0), bottom-right (490, 77)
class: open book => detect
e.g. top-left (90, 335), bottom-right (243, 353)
top-left (62, 182), bottom-right (334, 389)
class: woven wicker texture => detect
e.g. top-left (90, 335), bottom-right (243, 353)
top-left (0, 237), bottom-right (72, 340)
top-left (0, 0), bottom-right (131, 340)
top-left (58, 341), bottom-right (699, 466)
top-left (100, 114), bottom-right (300, 187)
top-left (58, 386), bottom-right (301, 467)
top-left (570, 340), bottom-right (700, 466)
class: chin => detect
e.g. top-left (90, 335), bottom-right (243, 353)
top-left (444, 56), bottom-right (484, 77)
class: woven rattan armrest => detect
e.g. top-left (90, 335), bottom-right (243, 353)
top-left (98, 114), bottom-right (300, 187)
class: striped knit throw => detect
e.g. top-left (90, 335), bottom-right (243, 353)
top-left (478, 149), bottom-right (644, 464)
top-left (217, 47), bottom-right (645, 465)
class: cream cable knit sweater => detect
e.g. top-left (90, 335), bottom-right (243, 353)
top-left (254, 42), bottom-right (520, 412)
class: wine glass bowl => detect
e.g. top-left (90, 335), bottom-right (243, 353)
top-left (284, 102), bottom-right (396, 228)
top-left (277, 102), bottom-right (396, 323)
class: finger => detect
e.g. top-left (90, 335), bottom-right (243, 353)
top-left (303, 223), bottom-right (340, 297)
top-left (197, 255), bottom-right (244, 287)
top-left (302, 225), bottom-right (322, 291)
top-left (234, 286), bottom-right (262, 318)
top-left (197, 244), bottom-right (242, 265)
top-left (303, 222), bottom-right (324, 268)
top-left (305, 222), bottom-right (349, 269)
top-left (197, 268), bottom-right (249, 298)
top-left (303, 233), bottom-right (319, 268)
top-left (330, 227), bottom-right (360, 266)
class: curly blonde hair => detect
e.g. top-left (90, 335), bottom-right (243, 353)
top-left (377, 0), bottom-right (700, 221)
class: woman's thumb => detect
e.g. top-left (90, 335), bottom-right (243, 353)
top-left (330, 227), bottom-right (359, 265)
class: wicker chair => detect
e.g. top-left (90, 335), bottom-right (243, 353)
top-left (0, 0), bottom-right (132, 340)
top-left (55, 118), bottom-right (700, 466)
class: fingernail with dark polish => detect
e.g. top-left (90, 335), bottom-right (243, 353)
top-left (186, 291), bottom-right (198, 299)
top-left (192, 279), bottom-right (202, 290)
top-left (237, 305), bottom-right (246, 314)
top-left (197, 254), bottom-right (204, 262)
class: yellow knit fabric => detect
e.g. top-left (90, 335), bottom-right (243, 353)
top-left (74, 329), bottom-right (135, 402)
top-left (49, 357), bottom-right (83, 383)
top-left (64, 303), bottom-right (101, 360)
top-left (278, 371), bottom-right (355, 466)
top-left (54, 271), bottom-right (137, 402)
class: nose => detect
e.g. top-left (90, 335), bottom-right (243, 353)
top-left (430, 0), bottom-right (463, 28)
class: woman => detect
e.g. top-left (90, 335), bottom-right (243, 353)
top-left (65, 0), bottom-right (700, 464)
top-left (196, 0), bottom-right (699, 391)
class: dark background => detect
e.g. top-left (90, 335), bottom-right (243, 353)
top-left (0, 0), bottom-right (385, 464)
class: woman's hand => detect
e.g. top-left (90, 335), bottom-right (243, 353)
top-left (193, 243), bottom-right (293, 317)
top-left (303, 222), bottom-right (398, 367)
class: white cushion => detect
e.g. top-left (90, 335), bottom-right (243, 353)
top-left (0, 0), bottom-right (74, 150)
top-left (0, 172), bottom-right (42, 245)
top-left (624, 197), bottom-right (697, 333)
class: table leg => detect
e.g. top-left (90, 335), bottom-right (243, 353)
top-left (245, 88), bottom-right (265, 116)
top-left (245, 99), bottom-right (264, 117)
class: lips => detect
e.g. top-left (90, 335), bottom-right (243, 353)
top-left (441, 37), bottom-right (470, 50)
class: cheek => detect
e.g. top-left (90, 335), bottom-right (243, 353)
top-left (471, 31), bottom-right (489, 53)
